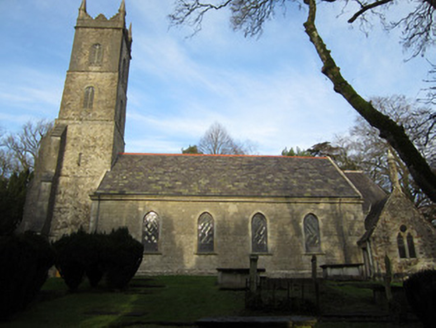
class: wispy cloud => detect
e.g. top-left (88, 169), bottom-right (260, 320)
top-left (0, 0), bottom-right (432, 155)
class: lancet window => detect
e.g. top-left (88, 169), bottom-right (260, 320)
top-left (304, 214), bottom-right (321, 253)
top-left (89, 43), bottom-right (103, 65)
top-left (83, 86), bottom-right (94, 109)
top-left (397, 225), bottom-right (417, 259)
top-left (197, 213), bottom-right (214, 253)
top-left (143, 211), bottom-right (160, 253)
top-left (252, 213), bottom-right (268, 253)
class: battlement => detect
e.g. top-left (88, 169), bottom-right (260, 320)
top-left (77, 0), bottom-right (127, 29)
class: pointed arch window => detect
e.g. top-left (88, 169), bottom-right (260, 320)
top-left (304, 214), bottom-right (321, 253)
top-left (252, 213), bottom-right (268, 253)
top-left (89, 43), bottom-right (103, 65)
top-left (407, 233), bottom-right (417, 258)
top-left (397, 225), bottom-right (417, 259)
top-left (83, 86), bottom-right (94, 109)
top-left (197, 213), bottom-right (214, 253)
top-left (397, 233), bottom-right (407, 258)
top-left (143, 212), bottom-right (160, 253)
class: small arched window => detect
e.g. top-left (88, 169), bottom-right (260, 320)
top-left (304, 214), bottom-right (321, 253)
top-left (397, 225), bottom-right (417, 259)
top-left (397, 233), bottom-right (407, 258)
top-left (407, 233), bottom-right (417, 258)
top-left (83, 86), bottom-right (94, 109)
top-left (197, 213), bottom-right (214, 253)
top-left (143, 212), bottom-right (160, 253)
top-left (252, 213), bottom-right (268, 253)
top-left (89, 43), bottom-right (103, 65)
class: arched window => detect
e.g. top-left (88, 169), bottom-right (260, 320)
top-left (197, 213), bottom-right (214, 253)
top-left (143, 212), bottom-right (160, 253)
top-left (397, 233), bottom-right (407, 258)
top-left (397, 225), bottom-right (417, 259)
top-left (83, 86), bottom-right (94, 109)
top-left (252, 213), bottom-right (267, 253)
top-left (407, 233), bottom-right (417, 258)
top-left (304, 214), bottom-right (321, 253)
top-left (89, 43), bottom-right (103, 65)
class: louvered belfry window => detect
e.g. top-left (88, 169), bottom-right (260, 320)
top-left (89, 43), bottom-right (103, 65)
top-left (252, 213), bottom-right (268, 253)
top-left (143, 212), bottom-right (159, 252)
top-left (83, 86), bottom-right (94, 109)
top-left (198, 213), bottom-right (214, 253)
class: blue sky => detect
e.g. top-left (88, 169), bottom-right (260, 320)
top-left (0, 0), bottom-right (433, 155)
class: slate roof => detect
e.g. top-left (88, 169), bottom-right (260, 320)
top-left (344, 171), bottom-right (387, 214)
top-left (344, 171), bottom-right (390, 245)
top-left (95, 154), bottom-right (362, 199)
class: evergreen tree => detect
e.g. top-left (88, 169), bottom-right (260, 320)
top-left (0, 170), bottom-right (31, 236)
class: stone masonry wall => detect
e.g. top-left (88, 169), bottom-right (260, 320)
top-left (370, 190), bottom-right (436, 277)
top-left (91, 196), bottom-right (365, 277)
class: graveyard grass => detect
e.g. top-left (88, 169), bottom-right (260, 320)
top-left (0, 276), bottom-right (414, 328)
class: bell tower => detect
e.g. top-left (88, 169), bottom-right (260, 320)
top-left (21, 0), bottom-right (132, 238)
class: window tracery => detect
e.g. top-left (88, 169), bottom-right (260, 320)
top-left (397, 225), bottom-right (416, 259)
top-left (143, 211), bottom-right (160, 252)
top-left (304, 214), bottom-right (321, 253)
top-left (198, 213), bottom-right (214, 253)
top-left (252, 213), bottom-right (268, 253)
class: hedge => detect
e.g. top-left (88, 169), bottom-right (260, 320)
top-left (0, 232), bottom-right (54, 319)
top-left (404, 269), bottom-right (436, 328)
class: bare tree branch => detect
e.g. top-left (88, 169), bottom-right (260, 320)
top-left (2, 120), bottom-right (53, 172)
top-left (303, 0), bottom-right (436, 202)
top-left (169, 0), bottom-right (233, 35)
top-left (348, 0), bottom-right (393, 23)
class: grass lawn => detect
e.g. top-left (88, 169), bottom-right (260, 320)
top-left (0, 276), bottom-right (422, 328)
top-left (0, 276), bottom-right (245, 328)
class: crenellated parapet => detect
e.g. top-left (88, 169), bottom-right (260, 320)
top-left (77, 0), bottom-right (129, 33)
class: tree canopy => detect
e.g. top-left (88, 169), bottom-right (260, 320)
top-left (170, 0), bottom-right (436, 203)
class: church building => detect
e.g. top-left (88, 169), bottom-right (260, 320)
top-left (21, 0), bottom-right (436, 278)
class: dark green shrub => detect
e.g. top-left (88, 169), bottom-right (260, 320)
top-left (83, 232), bottom-right (107, 287)
top-left (105, 228), bottom-right (144, 290)
top-left (0, 232), bottom-right (54, 320)
top-left (52, 229), bottom-right (88, 291)
top-left (403, 269), bottom-right (436, 328)
top-left (53, 227), bottom-right (143, 290)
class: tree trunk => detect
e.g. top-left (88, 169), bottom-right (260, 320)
top-left (304, 0), bottom-right (436, 203)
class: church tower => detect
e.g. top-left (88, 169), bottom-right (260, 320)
top-left (20, 0), bottom-right (132, 238)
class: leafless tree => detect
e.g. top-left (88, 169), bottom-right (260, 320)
top-left (198, 122), bottom-right (255, 154)
top-left (169, 0), bottom-right (436, 203)
top-left (1, 119), bottom-right (53, 172)
top-left (334, 95), bottom-right (435, 220)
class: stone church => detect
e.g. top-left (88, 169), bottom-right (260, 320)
top-left (20, 0), bottom-right (436, 278)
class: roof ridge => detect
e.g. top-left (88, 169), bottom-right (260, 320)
top-left (119, 152), bottom-right (327, 160)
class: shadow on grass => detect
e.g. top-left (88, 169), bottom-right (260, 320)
top-left (0, 277), bottom-right (423, 328)
top-left (0, 276), bottom-right (245, 328)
